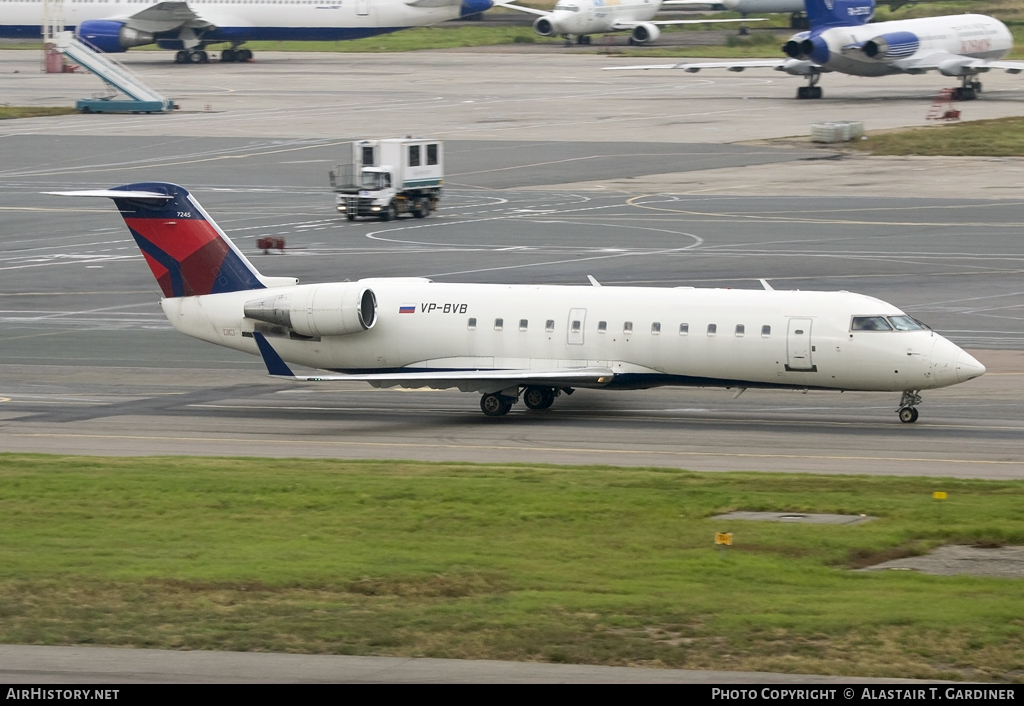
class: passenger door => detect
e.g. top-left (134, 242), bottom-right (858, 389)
top-left (357, 0), bottom-right (370, 16)
top-left (786, 318), bottom-right (815, 371)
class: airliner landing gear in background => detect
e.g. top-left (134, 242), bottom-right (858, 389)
top-left (576, 34), bottom-right (591, 45)
top-left (221, 47), bottom-right (254, 62)
top-left (797, 73), bottom-right (822, 99)
top-left (953, 75), bottom-right (981, 101)
top-left (897, 390), bottom-right (922, 423)
top-left (175, 50), bottom-right (208, 64)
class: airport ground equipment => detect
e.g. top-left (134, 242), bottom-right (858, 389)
top-left (54, 32), bottom-right (176, 113)
top-left (927, 89), bottom-right (961, 121)
top-left (330, 139), bottom-right (443, 221)
top-left (811, 121), bottom-right (864, 143)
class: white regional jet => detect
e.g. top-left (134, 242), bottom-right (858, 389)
top-left (51, 182), bottom-right (985, 422)
top-left (2, 0), bottom-right (493, 64)
top-left (609, 0), bottom-right (1024, 99)
top-left (497, 0), bottom-right (758, 46)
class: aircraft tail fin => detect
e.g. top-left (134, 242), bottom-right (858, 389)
top-left (49, 182), bottom-right (292, 298)
top-left (806, 0), bottom-right (875, 31)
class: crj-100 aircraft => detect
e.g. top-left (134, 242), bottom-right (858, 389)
top-left (609, 0), bottom-right (1024, 99)
top-left (52, 183), bottom-right (984, 421)
top-left (2, 0), bottom-right (492, 64)
top-left (498, 0), bottom-right (758, 46)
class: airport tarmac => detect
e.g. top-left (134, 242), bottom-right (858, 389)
top-left (4, 48), bottom-right (1024, 142)
top-left (1, 135), bottom-right (1023, 479)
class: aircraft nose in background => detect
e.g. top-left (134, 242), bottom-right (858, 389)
top-left (956, 349), bottom-right (986, 383)
top-left (461, 0), bottom-right (493, 16)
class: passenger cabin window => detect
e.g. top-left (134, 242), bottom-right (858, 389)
top-left (467, 317), bottom-right (477, 330)
top-left (598, 321), bottom-right (607, 333)
top-left (651, 322), bottom-right (661, 335)
top-left (545, 320), bottom-right (555, 332)
top-left (519, 319), bottom-right (528, 331)
top-left (679, 323), bottom-right (689, 336)
top-left (427, 144), bottom-right (438, 166)
top-left (735, 324), bottom-right (745, 337)
top-left (571, 320), bottom-right (582, 333)
top-left (623, 321), bottom-right (633, 334)
top-left (851, 316), bottom-right (893, 331)
top-left (409, 145), bottom-right (421, 167)
top-left (494, 318), bottom-right (503, 331)
top-left (888, 315), bottom-right (926, 331)
top-left (707, 324), bottom-right (717, 336)
top-left (761, 325), bottom-right (771, 338)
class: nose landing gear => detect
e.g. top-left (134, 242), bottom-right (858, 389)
top-left (897, 390), bottom-right (922, 423)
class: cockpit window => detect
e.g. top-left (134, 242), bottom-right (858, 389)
top-left (888, 315), bottom-right (926, 331)
top-left (851, 316), bottom-right (893, 331)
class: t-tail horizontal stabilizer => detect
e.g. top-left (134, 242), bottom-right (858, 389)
top-left (253, 332), bottom-right (297, 378)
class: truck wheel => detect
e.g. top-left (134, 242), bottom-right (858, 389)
top-left (381, 203), bottom-right (397, 222)
top-left (413, 198), bottom-right (429, 219)
top-left (346, 214), bottom-right (355, 221)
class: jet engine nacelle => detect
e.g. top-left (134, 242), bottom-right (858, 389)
top-left (862, 32), bottom-right (919, 61)
top-left (244, 284), bottom-right (377, 338)
top-left (630, 23), bottom-right (660, 44)
top-left (77, 20), bottom-right (155, 53)
top-left (534, 17), bottom-right (557, 37)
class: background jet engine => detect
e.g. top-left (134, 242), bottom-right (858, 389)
top-left (630, 23), bottom-right (660, 44)
top-left (244, 284), bottom-right (377, 338)
top-left (862, 32), bottom-right (920, 61)
top-left (77, 20), bottom-right (154, 53)
top-left (533, 17), bottom-right (557, 36)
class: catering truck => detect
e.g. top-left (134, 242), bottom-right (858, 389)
top-left (330, 138), bottom-right (443, 221)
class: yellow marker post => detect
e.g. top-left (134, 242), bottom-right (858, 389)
top-left (715, 532), bottom-right (733, 558)
top-left (933, 491), bottom-right (947, 521)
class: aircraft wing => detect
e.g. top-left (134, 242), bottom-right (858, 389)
top-left (612, 18), bottom-right (764, 29)
top-left (252, 333), bottom-right (614, 393)
top-left (495, 2), bottom-right (550, 17)
top-left (891, 52), bottom-right (1024, 75)
top-left (605, 59), bottom-right (826, 76)
top-left (119, 1), bottom-right (214, 34)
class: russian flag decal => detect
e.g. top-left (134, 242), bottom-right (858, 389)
top-left (399, 305), bottom-right (416, 314)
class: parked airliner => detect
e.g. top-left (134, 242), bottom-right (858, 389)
top-left (51, 182), bottom-right (984, 421)
top-left (608, 0), bottom-right (1024, 99)
top-left (2, 0), bottom-right (492, 63)
top-left (498, 0), bottom-right (758, 45)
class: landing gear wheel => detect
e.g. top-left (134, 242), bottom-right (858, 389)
top-left (898, 407), bottom-right (919, 424)
top-left (238, 48), bottom-right (253, 61)
top-left (797, 86), bottom-right (823, 99)
top-left (953, 86), bottom-right (977, 101)
top-left (971, 80), bottom-right (982, 93)
top-left (189, 50), bottom-right (203, 64)
top-left (221, 48), bottom-right (236, 62)
top-left (480, 394), bottom-right (513, 417)
top-left (197, 50), bottom-right (209, 64)
top-left (523, 386), bottom-right (555, 410)
top-left (175, 50), bottom-right (189, 64)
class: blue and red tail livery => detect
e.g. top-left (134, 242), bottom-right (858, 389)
top-left (107, 182), bottom-right (266, 298)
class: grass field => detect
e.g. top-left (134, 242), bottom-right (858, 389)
top-left (2, 454), bottom-right (1023, 680)
top-left (852, 116), bottom-right (1024, 157)
top-left (0, 107), bottom-right (77, 120)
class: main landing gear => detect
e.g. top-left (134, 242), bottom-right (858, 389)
top-left (563, 34), bottom-right (592, 46)
top-left (952, 76), bottom-right (982, 101)
top-left (897, 390), bottom-right (922, 424)
top-left (175, 50), bottom-right (209, 64)
top-left (797, 73), bottom-right (822, 99)
top-left (221, 48), bottom-right (253, 63)
top-left (479, 386), bottom-right (569, 417)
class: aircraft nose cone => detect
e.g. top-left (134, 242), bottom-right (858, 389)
top-left (956, 350), bottom-right (986, 382)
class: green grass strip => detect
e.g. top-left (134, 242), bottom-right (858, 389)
top-left (0, 107), bottom-right (77, 120)
top-left (1, 453), bottom-right (1023, 679)
top-left (852, 116), bottom-right (1024, 157)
